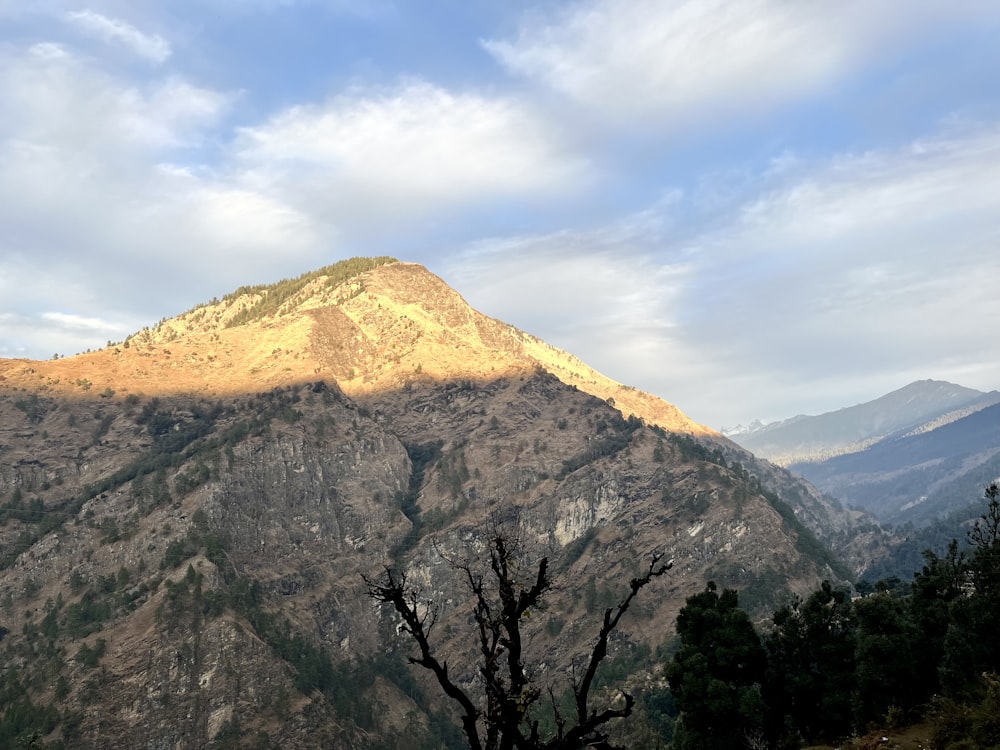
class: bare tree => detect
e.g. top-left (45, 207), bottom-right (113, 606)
top-left (365, 527), bottom-right (671, 750)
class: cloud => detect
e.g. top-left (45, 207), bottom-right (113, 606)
top-left (670, 127), bottom-right (1000, 422)
top-left (447, 121), bottom-right (1000, 427)
top-left (444, 219), bottom-right (695, 397)
top-left (0, 255), bottom-right (145, 356)
top-left (234, 80), bottom-right (591, 223)
top-left (41, 311), bottom-right (128, 332)
top-left (0, 41), bottom-right (323, 340)
top-left (0, 42), bottom-right (266, 270)
top-left (64, 9), bottom-right (171, 64)
top-left (0, 313), bottom-right (135, 358)
top-left (485, 0), bottom-right (998, 125)
top-left (0, 42), bottom-right (591, 357)
top-left (0, 43), bottom-right (229, 154)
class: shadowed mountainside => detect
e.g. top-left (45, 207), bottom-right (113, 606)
top-left (792, 401), bottom-right (1000, 526)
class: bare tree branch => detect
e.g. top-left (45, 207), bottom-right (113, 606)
top-left (365, 533), bottom-right (671, 750)
top-left (364, 567), bottom-right (484, 750)
top-left (558, 554), bottom-right (673, 749)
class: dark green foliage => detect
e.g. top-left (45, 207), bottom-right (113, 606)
top-left (98, 516), bottom-right (120, 545)
top-left (393, 441), bottom-right (443, 556)
top-left (64, 592), bottom-right (112, 638)
top-left (666, 583), bottom-right (766, 750)
top-left (1, 402), bottom-right (221, 569)
top-left (929, 674), bottom-right (1000, 750)
top-left (13, 395), bottom-right (50, 424)
top-left (763, 581), bottom-right (855, 744)
top-left (666, 432), bottom-right (729, 467)
top-left (75, 638), bottom-right (106, 669)
top-left (639, 688), bottom-right (677, 746)
top-left (158, 566), bottom-right (226, 629)
top-left (760, 487), bottom-right (852, 581)
top-left (667, 431), bottom-right (851, 582)
top-left (853, 592), bottom-right (920, 725)
top-left (652, 439), bottom-right (665, 463)
top-left (732, 567), bottom-right (790, 615)
top-left (969, 482), bottom-right (1000, 595)
top-left (661, 484), bottom-right (1000, 748)
top-left (908, 540), bottom-right (966, 699)
top-left (174, 461), bottom-right (211, 496)
top-left (223, 256), bottom-right (397, 328)
top-left (558, 527), bottom-right (597, 571)
top-left (160, 516), bottom-right (227, 571)
top-left (368, 532), bottom-right (670, 750)
top-left (0, 495), bottom-right (46, 526)
top-left (68, 570), bottom-right (86, 594)
top-left (0, 694), bottom-right (60, 747)
top-left (222, 575), bottom-right (452, 742)
top-left (161, 536), bottom-right (199, 570)
top-left (558, 413), bottom-right (641, 478)
top-left (91, 411), bottom-right (114, 442)
top-left (939, 483), bottom-right (1000, 695)
top-left (591, 641), bottom-right (652, 693)
top-left (438, 446), bottom-right (470, 499)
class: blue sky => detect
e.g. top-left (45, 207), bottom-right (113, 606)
top-left (1, 1), bottom-right (999, 429)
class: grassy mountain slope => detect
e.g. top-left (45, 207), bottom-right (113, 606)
top-left (1, 261), bottom-right (707, 437)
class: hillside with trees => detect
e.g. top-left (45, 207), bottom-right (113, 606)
top-left (0, 259), bottom-right (877, 747)
top-left (666, 483), bottom-right (1000, 749)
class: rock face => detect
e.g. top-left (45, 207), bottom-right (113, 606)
top-left (0, 259), bottom-right (873, 747)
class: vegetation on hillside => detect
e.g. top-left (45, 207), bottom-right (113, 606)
top-left (666, 483), bottom-right (1000, 749)
top-left (222, 256), bottom-right (397, 328)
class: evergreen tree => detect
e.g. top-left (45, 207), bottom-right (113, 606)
top-left (763, 580), bottom-right (855, 745)
top-left (853, 591), bottom-right (919, 725)
top-left (666, 582), bottom-right (766, 750)
top-left (908, 539), bottom-right (965, 699)
top-left (941, 483), bottom-right (1000, 695)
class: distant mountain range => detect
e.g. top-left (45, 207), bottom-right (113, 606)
top-left (729, 380), bottom-right (1000, 527)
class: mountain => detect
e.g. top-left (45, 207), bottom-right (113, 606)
top-left (3, 259), bottom-right (701, 436)
top-left (0, 258), bottom-right (872, 748)
top-left (791, 401), bottom-right (1000, 526)
top-left (730, 380), bottom-right (999, 465)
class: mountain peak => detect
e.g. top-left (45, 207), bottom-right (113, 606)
top-left (0, 258), bottom-right (711, 436)
top-left (731, 378), bottom-right (994, 464)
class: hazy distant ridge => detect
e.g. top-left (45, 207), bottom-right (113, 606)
top-left (730, 380), bottom-right (997, 465)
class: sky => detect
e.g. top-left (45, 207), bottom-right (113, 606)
top-left (1, 1), bottom-right (999, 430)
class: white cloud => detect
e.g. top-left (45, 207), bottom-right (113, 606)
top-left (735, 128), bottom-right (1000, 245)
top-left (64, 9), bottom-right (171, 64)
top-left (41, 311), bottom-right (128, 332)
top-left (444, 222), bottom-right (695, 399)
top-left (485, 0), bottom-right (998, 124)
top-left (0, 39), bottom-right (594, 360)
top-left (0, 44), bottom-right (229, 153)
top-left (234, 80), bottom-right (591, 221)
top-left (448, 121), bottom-right (1000, 427)
top-left (0, 41), bottom-right (323, 343)
top-left (660, 124), bottom-right (1000, 421)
